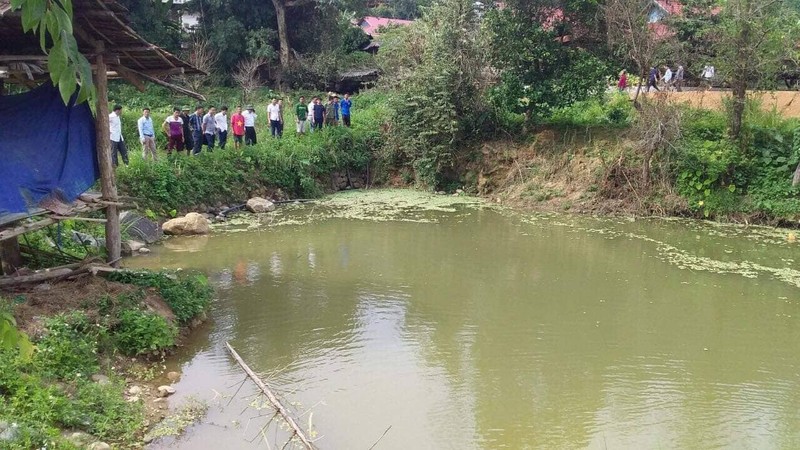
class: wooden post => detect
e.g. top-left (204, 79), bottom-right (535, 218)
top-left (94, 44), bottom-right (121, 266)
top-left (0, 238), bottom-right (23, 275)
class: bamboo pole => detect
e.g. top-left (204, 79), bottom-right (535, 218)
top-left (94, 43), bottom-right (121, 267)
top-left (225, 342), bottom-right (316, 450)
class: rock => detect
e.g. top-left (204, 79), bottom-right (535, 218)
top-left (245, 197), bottom-right (276, 213)
top-left (215, 215), bottom-right (227, 222)
top-left (89, 442), bottom-right (111, 450)
top-left (138, 247), bottom-right (151, 254)
top-left (67, 431), bottom-right (93, 446)
top-left (121, 211), bottom-right (163, 244)
top-left (91, 374), bottom-right (110, 385)
top-left (72, 230), bottom-right (105, 248)
top-left (33, 282), bottom-right (51, 291)
top-left (129, 385), bottom-right (143, 395)
top-left (456, 188), bottom-right (464, 194)
top-left (126, 240), bottom-right (146, 252)
top-left (0, 421), bottom-right (19, 441)
top-left (157, 385), bottom-right (176, 397)
top-left (166, 371), bottom-right (181, 382)
top-left (162, 213), bottom-right (210, 236)
top-left (127, 396), bottom-right (140, 403)
top-left (153, 397), bottom-right (164, 403)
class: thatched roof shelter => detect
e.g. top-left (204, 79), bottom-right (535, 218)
top-left (0, 0), bottom-right (205, 274)
top-left (0, 0), bottom-right (204, 98)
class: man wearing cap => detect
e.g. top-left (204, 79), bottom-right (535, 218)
top-left (163, 107), bottom-right (184, 156)
top-left (243, 105), bottom-right (257, 145)
top-left (180, 106), bottom-right (193, 153)
top-left (109, 104), bottom-right (129, 167)
top-left (137, 107), bottom-right (158, 161)
top-left (189, 105), bottom-right (204, 155)
top-left (231, 105), bottom-right (246, 150)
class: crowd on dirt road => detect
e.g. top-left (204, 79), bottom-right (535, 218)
top-left (107, 92), bottom-right (354, 166)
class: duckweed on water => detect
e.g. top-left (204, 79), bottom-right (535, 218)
top-left (213, 189), bottom-right (490, 233)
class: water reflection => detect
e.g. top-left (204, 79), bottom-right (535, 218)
top-left (130, 197), bottom-right (800, 449)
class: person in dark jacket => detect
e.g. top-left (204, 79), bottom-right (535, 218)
top-left (179, 106), bottom-right (193, 154)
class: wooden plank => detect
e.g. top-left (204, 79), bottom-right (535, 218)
top-left (225, 343), bottom-right (316, 450)
top-left (94, 44), bottom-right (122, 267)
top-left (0, 218), bottom-right (54, 241)
top-left (0, 267), bottom-right (75, 287)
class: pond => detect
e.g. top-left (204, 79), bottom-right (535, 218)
top-left (129, 190), bottom-right (800, 449)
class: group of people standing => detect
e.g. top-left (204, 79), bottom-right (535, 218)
top-left (107, 93), bottom-right (354, 167)
top-left (616, 65), bottom-right (687, 93)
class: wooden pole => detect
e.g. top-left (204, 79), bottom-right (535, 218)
top-left (0, 238), bottom-right (23, 275)
top-left (94, 44), bottom-right (121, 267)
top-left (225, 342), bottom-right (316, 450)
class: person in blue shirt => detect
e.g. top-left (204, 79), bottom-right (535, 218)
top-left (189, 105), bottom-right (205, 155)
top-left (312, 97), bottom-right (326, 131)
top-left (340, 93), bottom-right (353, 127)
top-left (137, 107), bottom-right (157, 161)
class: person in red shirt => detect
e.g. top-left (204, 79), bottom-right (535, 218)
top-left (162, 107), bottom-right (184, 156)
top-left (231, 105), bottom-right (246, 150)
top-left (618, 70), bottom-right (627, 92)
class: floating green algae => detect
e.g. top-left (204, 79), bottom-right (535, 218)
top-left (212, 189), bottom-right (490, 233)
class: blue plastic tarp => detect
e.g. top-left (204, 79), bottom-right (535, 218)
top-left (0, 82), bottom-right (98, 214)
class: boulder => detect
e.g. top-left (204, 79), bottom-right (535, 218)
top-left (72, 231), bottom-right (105, 248)
top-left (88, 442), bottom-right (111, 450)
top-left (138, 247), bottom-right (151, 254)
top-left (66, 431), bottom-right (93, 447)
top-left (162, 213), bottom-right (210, 236)
top-left (120, 211), bottom-right (163, 244)
top-left (166, 371), bottom-right (181, 382)
top-left (91, 374), bottom-right (110, 385)
top-left (246, 197), bottom-right (276, 213)
top-left (128, 385), bottom-right (143, 396)
top-left (0, 421), bottom-right (19, 442)
top-left (157, 385), bottom-right (176, 397)
top-left (127, 240), bottom-right (146, 252)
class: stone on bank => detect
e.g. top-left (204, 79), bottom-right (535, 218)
top-left (162, 213), bottom-right (210, 235)
top-left (245, 197), bottom-right (276, 213)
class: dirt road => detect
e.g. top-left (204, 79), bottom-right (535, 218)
top-left (633, 89), bottom-right (800, 118)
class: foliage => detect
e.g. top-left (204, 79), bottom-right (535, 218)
top-left (107, 271), bottom-right (213, 324)
top-left (665, 0), bottom-right (722, 80)
top-left (33, 312), bottom-right (103, 380)
top-left (12, 0), bottom-right (94, 104)
top-left (382, 0), bottom-right (489, 188)
top-left (63, 379), bottom-right (144, 442)
top-left (486, 6), bottom-right (609, 122)
top-left (116, 0), bottom-right (181, 52)
top-left (115, 309), bottom-right (177, 356)
top-left (548, 93), bottom-right (635, 128)
top-left (0, 304), bottom-right (33, 361)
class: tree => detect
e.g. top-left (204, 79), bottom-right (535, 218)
top-left (715, 0), bottom-right (787, 141)
top-left (665, 0), bottom-right (721, 79)
top-left (486, 4), bottom-right (608, 122)
top-left (604, 0), bottom-right (662, 104)
top-left (116, 0), bottom-right (182, 53)
top-left (181, 37), bottom-right (218, 92)
top-left (382, 0), bottom-right (488, 187)
top-left (232, 58), bottom-right (269, 101)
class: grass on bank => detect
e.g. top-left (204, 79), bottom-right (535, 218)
top-left (0, 270), bottom-right (212, 449)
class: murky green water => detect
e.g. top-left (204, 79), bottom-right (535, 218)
top-left (130, 190), bottom-right (800, 449)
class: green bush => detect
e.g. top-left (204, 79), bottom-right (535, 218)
top-left (115, 309), bottom-right (177, 355)
top-left (34, 313), bottom-right (104, 380)
top-left (61, 380), bottom-right (144, 442)
top-left (548, 93), bottom-right (635, 128)
top-left (107, 270), bottom-right (213, 324)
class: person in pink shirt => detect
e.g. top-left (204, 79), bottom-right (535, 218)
top-left (230, 105), bottom-right (246, 150)
top-left (162, 107), bottom-right (184, 156)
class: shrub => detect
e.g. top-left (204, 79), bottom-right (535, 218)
top-left (60, 380), bottom-right (144, 442)
top-left (107, 270), bottom-right (213, 324)
top-left (114, 309), bottom-right (177, 355)
top-left (34, 312), bottom-right (104, 380)
top-left (548, 94), bottom-right (635, 128)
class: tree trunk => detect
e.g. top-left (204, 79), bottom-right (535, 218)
top-left (271, 0), bottom-right (291, 69)
top-left (729, 0), bottom-right (751, 142)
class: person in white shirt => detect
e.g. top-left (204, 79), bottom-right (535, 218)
top-left (307, 98), bottom-right (316, 133)
top-left (268, 98), bottom-right (282, 138)
top-left (137, 107), bottom-right (158, 161)
top-left (662, 66), bottom-right (673, 90)
top-left (109, 104), bottom-right (129, 167)
top-left (215, 106), bottom-right (229, 149)
top-left (242, 105), bottom-right (257, 145)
